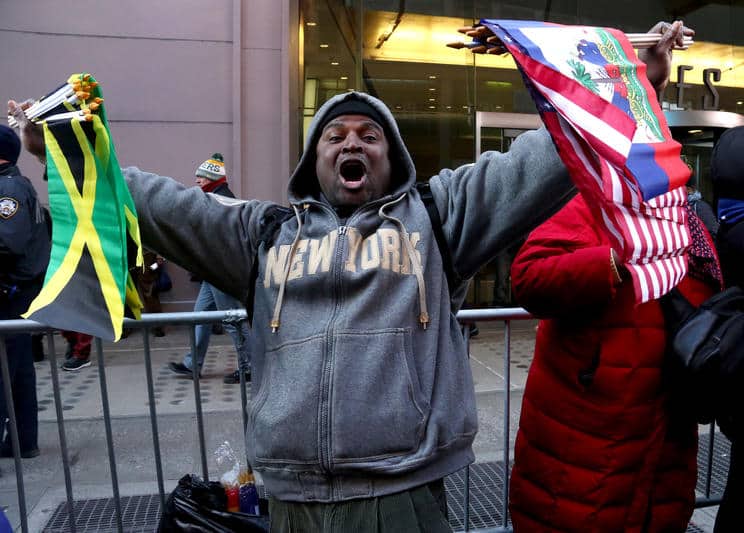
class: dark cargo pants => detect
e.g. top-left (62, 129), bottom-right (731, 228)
top-left (268, 479), bottom-right (451, 533)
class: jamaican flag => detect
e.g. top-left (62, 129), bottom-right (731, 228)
top-left (22, 73), bottom-right (143, 341)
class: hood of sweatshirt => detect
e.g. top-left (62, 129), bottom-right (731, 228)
top-left (287, 91), bottom-right (417, 205)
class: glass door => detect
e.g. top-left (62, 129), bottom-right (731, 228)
top-left (465, 112), bottom-right (541, 308)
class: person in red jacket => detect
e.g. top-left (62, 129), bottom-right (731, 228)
top-left (508, 193), bottom-right (721, 532)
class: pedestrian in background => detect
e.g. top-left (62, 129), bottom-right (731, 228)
top-left (131, 248), bottom-right (168, 337)
top-left (709, 126), bottom-right (744, 532)
top-left (60, 330), bottom-right (94, 371)
top-left (168, 154), bottom-right (252, 384)
top-left (508, 192), bottom-right (721, 532)
top-left (685, 159), bottom-right (718, 240)
top-left (0, 124), bottom-right (49, 458)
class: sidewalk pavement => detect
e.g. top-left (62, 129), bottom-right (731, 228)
top-left (0, 319), bottom-right (719, 531)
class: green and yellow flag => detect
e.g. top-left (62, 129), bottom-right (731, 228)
top-left (22, 73), bottom-right (143, 341)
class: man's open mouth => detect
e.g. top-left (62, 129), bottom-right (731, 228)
top-left (339, 160), bottom-right (366, 183)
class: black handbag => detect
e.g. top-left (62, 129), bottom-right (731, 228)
top-left (661, 286), bottom-right (744, 430)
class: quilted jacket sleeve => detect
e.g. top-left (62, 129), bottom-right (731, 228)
top-left (510, 195), bottom-right (621, 318)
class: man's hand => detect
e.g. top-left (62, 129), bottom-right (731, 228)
top-left (639, 20), bottom-right (694, 100)
top-left (7, 99), bottom-right (46, 163)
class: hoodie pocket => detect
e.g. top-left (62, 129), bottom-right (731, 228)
top-left (249, 334), bottom-right (325, 465)
top-left (330, 328), bottom-right (430, 463)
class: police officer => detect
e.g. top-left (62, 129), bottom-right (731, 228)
top-left (0, 124), bottom-right (49, 458)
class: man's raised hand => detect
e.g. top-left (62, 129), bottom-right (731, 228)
top-left (7, 99), bottom-right (46, 163)
top-left (640, 20), bottom-right (695, 99)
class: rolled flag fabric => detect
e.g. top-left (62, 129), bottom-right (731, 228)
top-left (479, 20), bottom-right (691, 303)
top-left (20, 73), bottom-right (143, 341)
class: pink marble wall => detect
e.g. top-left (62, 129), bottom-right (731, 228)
top-left (0, 0), bottom-right (299, 310)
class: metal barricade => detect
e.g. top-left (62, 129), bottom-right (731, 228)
top-left (0, 309), bottom-right (725, 532)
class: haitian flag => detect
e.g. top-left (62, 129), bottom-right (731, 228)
top-left (480, 20), bottom-right (691, 302)
top-left (22, 73), bottom-right (143, 341)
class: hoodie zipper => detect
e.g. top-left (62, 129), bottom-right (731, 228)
top-left (320, 226), bottom-right (344, 477)
top-left (315, 203), bottom-right (349, 481)
top-left (309, 203), bottom-right (383, 493)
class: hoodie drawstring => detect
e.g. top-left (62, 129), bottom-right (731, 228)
top-left (379, 194), bottom-right (430, 329)
top-left (270, 204), bottom-right (304, 333)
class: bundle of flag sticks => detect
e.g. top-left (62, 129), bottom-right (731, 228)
top-left (447, 25), bottom-right (694, 54)
top-left (7, 73), bottom-right (103, 127)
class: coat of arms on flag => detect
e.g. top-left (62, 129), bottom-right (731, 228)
top-left (455, 20), bottom-right (692, 302)
top-left (13, 73), bottom-right (143, 341)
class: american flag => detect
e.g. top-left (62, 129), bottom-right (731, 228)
top-left (480, 20), bottom-right (691, 302)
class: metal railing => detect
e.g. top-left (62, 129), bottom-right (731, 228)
top-left (0, 309), bottom-right (725, 532)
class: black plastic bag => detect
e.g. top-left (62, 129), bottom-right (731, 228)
top-left (158, 474), bottom-right (269, 532)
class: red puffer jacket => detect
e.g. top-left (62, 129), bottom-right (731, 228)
top-left (508, 195), bottom-right (714, 533)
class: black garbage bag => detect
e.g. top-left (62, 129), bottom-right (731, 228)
top-left (158, 474), bottom-right (270, 532)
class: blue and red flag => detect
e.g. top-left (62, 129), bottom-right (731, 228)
top-left (480, 20), bottom-right (691, 302)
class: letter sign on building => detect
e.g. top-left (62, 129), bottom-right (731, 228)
top-left (675, 65), bottom-right (722, 111)
top-left (676, 65), bottom-right (694, 109)
top-left (702, 68), bottom-right (721, 110)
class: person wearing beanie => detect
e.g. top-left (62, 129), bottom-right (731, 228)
top-left (0, 124), bottom-right (50, 459)
top-left (710, 125), bottom-right (744, 532)
top-left (684, 157), bottom-right (719, 240)
top-left (168, 153), bottom-right (252, 384)
top-left (9, 23), bottom-right (684, 530)
top-left (194, 153), bottom-right (228, 192)
top-left (0, 124), bottom-right (21, 165)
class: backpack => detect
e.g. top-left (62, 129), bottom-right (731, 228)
top-left (662, 285), bottom-right (744, 433)
top-left (415, 181), bottom-right (460, 292)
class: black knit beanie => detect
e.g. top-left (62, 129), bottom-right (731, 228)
top-left (0, 125), bottom-right (21, 165)
top-left (317, 99), bottom-right (386, 133)
top-left (711, 126), bottom-right (744, 200)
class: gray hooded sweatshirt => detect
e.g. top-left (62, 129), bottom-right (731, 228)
top-left (123, 91), bottom-right (574, 502)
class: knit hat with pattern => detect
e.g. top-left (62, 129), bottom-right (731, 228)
top-left (195, 153), bottom-right (226, 181)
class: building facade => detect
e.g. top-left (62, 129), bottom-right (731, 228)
top-left (2, 0), bottom-right (743, 308)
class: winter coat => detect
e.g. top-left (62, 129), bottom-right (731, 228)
top-left (710, 126), bottom-right (744, 532)
top-left (509, 194), bottom-right (714, 532)
top-left (688, 193), bottom-right (718, 240)
top-left (209, 181), bottom-right (235, 199)
top-left (123, 91), bottom-right (575, 502)
top-left (0, 163), bottom-right (50, 283)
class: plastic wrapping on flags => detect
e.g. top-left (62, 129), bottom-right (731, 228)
top-left (21, 73), bottom-right (143, 341)
top-left (478, 20), bottom-right (691, 302)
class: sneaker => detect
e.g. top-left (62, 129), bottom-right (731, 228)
top-left (0, 446), bottom-right (40, 459)
top-left (169, 361), bottom-right (200, 379)
top-left (62, 358), bottom-right (91, 371)
top-left (223, 370), bottom-right (251, 384)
